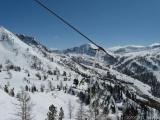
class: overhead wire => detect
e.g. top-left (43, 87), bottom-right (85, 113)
top-left (33, 1), bottom-right (118, 117)
top-left (33, 0), bottom-right (108, 54)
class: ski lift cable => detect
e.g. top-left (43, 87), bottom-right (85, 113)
top-left (33, 0), bottom-right (107, 54)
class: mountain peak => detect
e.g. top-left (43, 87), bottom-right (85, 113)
top-left (86, 43), bottom-right (99, 49)
top-left (0, 26), bottom-right (30, 53)
top-left (0, 26), bottom-right (5, 30)
top-left (0, 26), bottom-right (8, 34)
top-left (0, 26), bottom-right (11, 34)
top-left (0, 26), bottom-right (14, 42)
top-left (61, 43), bottom-right (99, 56)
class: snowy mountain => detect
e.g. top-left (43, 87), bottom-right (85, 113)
top-left (62, 43), bottom-right (97, 56)
top-left (61, 44), bottom-right (117, 65)
top-left (109, 45), bottom-right (146, 54)
top-left (0, 27), bottom-right (82, 120)
top-left (0, 27), bottom-right (160, 120)
top-left (63, 43), bottom-right (160, 97)
top-left (110, 44), bottom-right (160, 97)
top-left (109, 44), bottom-right (160, 54)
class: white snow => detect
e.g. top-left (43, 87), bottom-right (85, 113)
top-left (0, 27), bottom-right (160, 120)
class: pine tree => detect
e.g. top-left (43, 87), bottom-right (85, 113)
top-left (31, 85), bottom-right (37, 93)
top-left (9, 88), bottom-right (15, 97)
top-left (28, 73), bottom-right (30, 77)
top-left (62, 71), bottom-right (66, 76)
top-left (73, 79), bottom-right (79, 87)
top-left (48, 81), bottom-right (53, 91)
top-left (58, 107), bottom-right (64, 120)
top-left (40, 84), bottom-right (45, 92)
top-left (25, 85), bottom-right (28, 91)
top-left (4, 85), bottom-right (9, 93)
top-left (14, 89), bottom-right (33, 120)
top-left (47, 104), bottom-right (57, 120)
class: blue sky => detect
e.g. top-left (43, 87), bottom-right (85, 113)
top-left (0, 0), bottom-right (160, 49)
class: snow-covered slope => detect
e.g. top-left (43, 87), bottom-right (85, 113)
top-left (110, 44), bottom-right (160, 97)
top-left (0, 89), bottom-right (16, 120)
top-left (0, 27), bottom-right (160, 119)
top-left (0, 27), bottom-right (84, 119)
